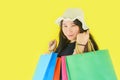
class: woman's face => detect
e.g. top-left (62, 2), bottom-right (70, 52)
top-left (62, 19), bottom-right (80, 42)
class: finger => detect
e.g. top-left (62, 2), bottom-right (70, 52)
top-left (49, 39), bottom-right (57, 47)
top-left (53, 39), bottom-right (57, 45)
top-left (49, 40), bottom-right (54, 46)
top-left (86, 30), bottom-right (89, 34)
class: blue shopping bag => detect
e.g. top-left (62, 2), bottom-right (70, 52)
top-left (33, 52), bottom-right (58, 80)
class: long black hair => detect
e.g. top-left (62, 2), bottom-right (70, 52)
top-left (55, 19), bottom-right (99, 53)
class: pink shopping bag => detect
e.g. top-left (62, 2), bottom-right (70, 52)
top-left (62, 56), bottom-right (68, 80)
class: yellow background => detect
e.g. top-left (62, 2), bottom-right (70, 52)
top-left (0, 0), bottom-right (120, 80)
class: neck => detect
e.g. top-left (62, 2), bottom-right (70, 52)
top-left (70, 40), bottom-right (76, 43)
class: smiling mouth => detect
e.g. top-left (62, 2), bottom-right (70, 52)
top-left (68, 35), bottom-right (73, 37)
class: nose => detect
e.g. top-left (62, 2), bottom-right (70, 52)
top-left (66, 26), bottom-right (73, 33)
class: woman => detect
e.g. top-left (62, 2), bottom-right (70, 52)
top-left (48, 8), bottom-right (99, 80)
top-left (48, 8), bottom-right (99, 56)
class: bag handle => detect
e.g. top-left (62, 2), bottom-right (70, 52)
top-left (76, 39), bottom-right (96, 54)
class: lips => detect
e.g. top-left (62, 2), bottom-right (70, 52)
top-left (67, 35), bottom-right (73, 37)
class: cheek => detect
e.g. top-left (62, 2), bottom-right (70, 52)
top-left (73, 27), bottom-right (80, 35)
top-left (62, 28), bottom-right (67, 35)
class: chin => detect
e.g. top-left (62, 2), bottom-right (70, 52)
top-left (66, 36), bottom-right (76, 40)
top-left (67, 38), bottom-right (75, 41)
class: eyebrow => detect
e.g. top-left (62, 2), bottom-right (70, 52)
top-left (62, 23), bottom-right (66, 25)
top-left (62, 22), bottom-right (75, 25)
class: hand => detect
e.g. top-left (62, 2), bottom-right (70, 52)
top-left (48, 39), bottom-right (57, 52)
top-left (76, 30), bottom-right (89, 45)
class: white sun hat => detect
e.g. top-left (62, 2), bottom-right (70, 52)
top-left (56, 8), bottom-right (89, 30)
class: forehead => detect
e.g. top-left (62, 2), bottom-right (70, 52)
top-left (62, 19), bottom-right (74, 25)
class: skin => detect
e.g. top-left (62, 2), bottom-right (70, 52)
top-left (48, 19), bottom-right (89, 53)
top-left (62, 19), bottom-right (80, 43)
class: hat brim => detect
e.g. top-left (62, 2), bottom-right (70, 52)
top-left (55, 16), bottom-right (89, 30)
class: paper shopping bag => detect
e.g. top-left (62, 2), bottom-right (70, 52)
top-left (61, 56), bottom-right (68, 80)
top-left (33, 52), bottom-right (58, 80)
top-left (66, 49), bottom-right (117, 80)
top-left (53, 57), bottom-right (61, 80)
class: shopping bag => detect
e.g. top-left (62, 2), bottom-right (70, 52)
top-left (53, 57), bottom-right (61, 80)
top-left (61, 56), bottom-right (68, 80)
top-left (66, 49), bottom-right (117, 80)
top-left (33, 52), bottom-right (58, 80)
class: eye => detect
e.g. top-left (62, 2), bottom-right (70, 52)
top-left (71, 24), bottom-right (76, 27)
top-left (63, 25), bottom-right (67, 27)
